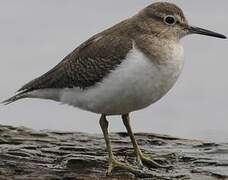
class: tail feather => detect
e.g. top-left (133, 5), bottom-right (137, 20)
top-left (1, 92), bottom-right (27, 105)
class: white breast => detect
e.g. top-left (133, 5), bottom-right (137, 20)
top-left (60, 42), bottom-right (184, 115)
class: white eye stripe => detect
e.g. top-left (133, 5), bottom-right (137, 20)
top-left (164, 15), bottom-right (176, 25)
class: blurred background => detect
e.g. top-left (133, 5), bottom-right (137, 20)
top-left (0, 0), bottom-right (227, 142)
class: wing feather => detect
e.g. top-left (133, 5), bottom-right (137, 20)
top-left (18, 34), bottom-right (133, 93)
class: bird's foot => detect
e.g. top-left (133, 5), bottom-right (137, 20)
top-left (107, 158), bottom-right (165, 178)
top-left (136, 152), bottom-right (173, 169)
top-left (107, 158), bottom-right (140, 176)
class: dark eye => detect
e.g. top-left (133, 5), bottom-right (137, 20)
top-left (164, 15), bottom-right (176, 25)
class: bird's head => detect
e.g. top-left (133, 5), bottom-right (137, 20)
top-left (135, 2), bottom-right (226, 41)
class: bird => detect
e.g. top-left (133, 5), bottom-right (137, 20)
top-left (2, 2), bottom-right (226, 175)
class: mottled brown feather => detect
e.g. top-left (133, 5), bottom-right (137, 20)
top-left (18, 20), bottom-right (134, 92)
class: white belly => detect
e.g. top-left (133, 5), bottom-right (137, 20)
top-left (60, 43), bottom-right (184, 115)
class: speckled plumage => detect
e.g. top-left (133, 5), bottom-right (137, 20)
top-left (18, 27), bottom-right (133, 91)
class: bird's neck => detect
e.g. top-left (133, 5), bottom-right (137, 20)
top-left (133, 34), bottom-right (184, 65)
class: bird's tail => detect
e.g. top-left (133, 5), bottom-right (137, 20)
top-left (1, 92), bottom-right (28, 105)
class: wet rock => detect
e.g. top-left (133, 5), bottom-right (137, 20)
top-left (0, 124), bottom-right (227, 179)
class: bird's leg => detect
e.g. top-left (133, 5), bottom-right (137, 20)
top-left (122, 114), bottom-right (171, 169)
top-left (99, 114), bottom-right (138, 175)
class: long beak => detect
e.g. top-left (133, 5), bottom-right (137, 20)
top-left (188, 26), bottom-right (227, 39)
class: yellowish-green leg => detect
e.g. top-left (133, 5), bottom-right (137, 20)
top-left (122, 114), bottom-right (171, 169)
top-left (99, 114), bottom-right (138, 175)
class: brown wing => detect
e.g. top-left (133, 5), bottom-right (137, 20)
top-left (18, 33), bottom-right (133, 93)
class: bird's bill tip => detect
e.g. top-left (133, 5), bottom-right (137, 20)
top-left (188, 26), bottom-right (227, 39)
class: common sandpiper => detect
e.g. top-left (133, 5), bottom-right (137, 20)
top-left (2, 2), bottom-right (226, 175)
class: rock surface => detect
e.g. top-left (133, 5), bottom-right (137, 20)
top-left (0, 124), bottom-right (228, 180)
